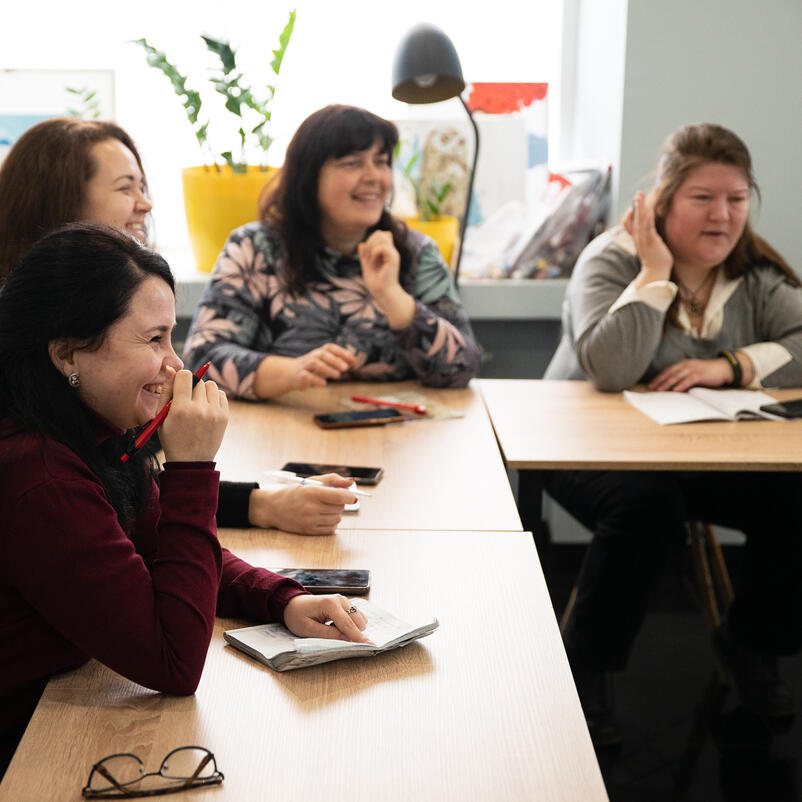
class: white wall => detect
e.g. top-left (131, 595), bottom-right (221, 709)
top-left (618, 0), bottom-right (802, 272)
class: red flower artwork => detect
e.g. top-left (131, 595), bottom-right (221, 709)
top-left (465, 82), bottom-right (548, 114)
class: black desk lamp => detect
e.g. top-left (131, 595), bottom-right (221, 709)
top-left (391, 23), bottom-right (479, 282)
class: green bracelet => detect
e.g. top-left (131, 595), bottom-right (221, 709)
top-left (719, 350), bottom-right (743, 387)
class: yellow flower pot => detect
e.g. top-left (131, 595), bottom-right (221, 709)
top-left (182, 165), bottom-right (279, 272)
top-left (403, 215), bottom-right (459, 270)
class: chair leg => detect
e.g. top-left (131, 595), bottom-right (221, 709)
top-left (702, 523), bottom-right (734, 613)
top-left (687, 521), bottom-right (731, 684)
top-left (560, 585), bottom-right (578, 634)
top-left (688, 521), bottom-right (723, 631)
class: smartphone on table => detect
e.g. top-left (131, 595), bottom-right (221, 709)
top-left (281, 462), bottom-right (384, 485)
top-left (313, 408), bottom-right (404, 429)
top-left (759, 398), bottom-right (802, 419)
top-left (269, 568), bottom-right (371, 595)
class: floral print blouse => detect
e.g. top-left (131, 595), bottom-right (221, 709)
top-left (183, 222), bottom-right (481, 399)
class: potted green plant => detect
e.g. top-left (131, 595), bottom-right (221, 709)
top-left (132, 10), bottom-right (295, 272)
top-left (393, 142), bottom-right (459, 269)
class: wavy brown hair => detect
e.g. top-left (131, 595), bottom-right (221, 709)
top-left (258, 104), bottom-right (412, 294)
top-left (0, 118), bottom-right (148, 280)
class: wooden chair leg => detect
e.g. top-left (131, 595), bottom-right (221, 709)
top-left (559, 586), bottom-right (578, 634)
top-left (688, 521), bottom-right (723, 631)
top-left (702, 523), bottom-right (734, 612)
top-left (687, 520), bottom-right (734, 684)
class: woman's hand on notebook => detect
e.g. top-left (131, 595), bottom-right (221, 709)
top-left (284, 594), bottom-right (371, 643)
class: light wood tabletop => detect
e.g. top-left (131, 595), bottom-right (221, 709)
top-left (480, 379), bottom-right (802, 471)
top-left (0, 529), bottom-right (607, 802)
top-left (214, 380), bottom-right (522, 531)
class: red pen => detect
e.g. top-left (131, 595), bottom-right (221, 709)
top-left (121, 363), bottom-right (210, 462)
top-left (350, 394), bottom-right (427, 415)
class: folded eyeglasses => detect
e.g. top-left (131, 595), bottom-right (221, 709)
top-left (82, 745), bottom-right (223, 798)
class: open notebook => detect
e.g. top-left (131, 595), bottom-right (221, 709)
top-left (224, 599), bottom-right (439, 671)
top-left (623, 388), bottom-right (784, 425)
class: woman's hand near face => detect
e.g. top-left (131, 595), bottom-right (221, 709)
top-left (625, 192), bottom-right (674, 287)
top-left (283, 594), bottom-right (371, 643)
top-left (159, 367), bottom-right (229, 462)
top-left (253, 345), bottom-right (356, 397)
top-left (248, 475), bottom-right (357, 534)
top-left (358, 230), bottom-right (415, 329)
top-left (648, 357), bottom-right (736, 392)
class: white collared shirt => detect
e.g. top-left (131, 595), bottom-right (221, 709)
top-left (607, 232), bottom-right (792, 387)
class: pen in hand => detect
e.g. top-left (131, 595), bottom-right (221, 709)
top-left (261, 470), bottom-right (372, 497)
top-left (120, 362), bottom-right (210, 462)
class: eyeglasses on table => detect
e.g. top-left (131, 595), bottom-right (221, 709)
top-left (81, 745), bottom-right (223, 798)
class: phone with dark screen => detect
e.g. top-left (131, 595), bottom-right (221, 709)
top-left (759, 398), bottom-right (802, 419)
top-left (312, 408), bottom-right (404, 429)
top-left (281, 462), bottom-right (384, 485)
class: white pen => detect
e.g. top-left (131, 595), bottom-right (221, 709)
top-left (261, 470), bottom-right (372, 497)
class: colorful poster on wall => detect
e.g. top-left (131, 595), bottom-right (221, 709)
top-left (391, 83), bottom-right (548, 226)
top-left (464, 82), bottom-right (548, 226)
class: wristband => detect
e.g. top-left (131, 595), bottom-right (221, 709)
top-left (719, 350), bottom-right (742, 387)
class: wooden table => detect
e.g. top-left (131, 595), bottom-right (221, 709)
top-left (0, 529), bottom-right (607, 802)
top-left (480, 379), bottom-right (802, 471)
top-left (479, 379), bottom-right (802, 536)
top-left (215, 380), bottom-right (522, 531)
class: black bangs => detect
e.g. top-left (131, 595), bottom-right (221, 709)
top-left (325, 108), bottom-right (398, 160)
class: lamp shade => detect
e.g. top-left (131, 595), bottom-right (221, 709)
top-left (391, 24), bottom-right (465, 104)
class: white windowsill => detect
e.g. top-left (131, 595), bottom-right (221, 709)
top-left (167, 250), bottom-right (567, 322)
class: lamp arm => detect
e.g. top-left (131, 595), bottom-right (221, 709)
top-left (454, 96), bottom-right (480, 284)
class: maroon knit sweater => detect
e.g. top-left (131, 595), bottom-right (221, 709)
top-left (0, 419), bottom-right (304, 755)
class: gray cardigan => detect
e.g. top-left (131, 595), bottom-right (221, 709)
top-left (545, 230), bottom-right (802, 391)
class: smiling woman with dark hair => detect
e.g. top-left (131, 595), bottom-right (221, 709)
top-left (183, 104), bottom-right (481, 399)
top-left (0, 225), bottom-right (369, 777)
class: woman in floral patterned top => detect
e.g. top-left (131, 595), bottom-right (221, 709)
top-left (183, 105), bottom-right (481, 399)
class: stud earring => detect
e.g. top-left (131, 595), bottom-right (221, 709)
top-left (68, 373), bottom-right (81, 388)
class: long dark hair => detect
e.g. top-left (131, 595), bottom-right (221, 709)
top-left (259, 104), bottom-right (412, 294)
top-left (0, 118), bottom-right (149, 281)
top-left (643, 124), bottom-right (799, 325)
top-left (0, 223), bottom-right (174, 530)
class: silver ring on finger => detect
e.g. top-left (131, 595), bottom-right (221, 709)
top-left (347, 606), bottom-right (358, 615)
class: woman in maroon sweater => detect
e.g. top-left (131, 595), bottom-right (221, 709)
top-left (0, 225), bottom-right (368, 776)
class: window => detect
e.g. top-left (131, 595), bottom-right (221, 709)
top-left (2, 0), bottom-right (565, 261)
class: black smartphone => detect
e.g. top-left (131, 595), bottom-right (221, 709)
top-left (313, 408), bottom-right (404, 429)
top-left (759, 398), bottom-right (802, 419)
top-left (281, 462), bottom-right (384, 485)
top-left (270, 568), bottom-right (370, 595)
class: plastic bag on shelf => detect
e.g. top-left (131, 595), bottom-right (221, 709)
top-left (509, 167), bottom-right (611, 279)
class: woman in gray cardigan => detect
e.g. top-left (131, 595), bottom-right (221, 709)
top-left (544, 123), bottom-right (802, 747)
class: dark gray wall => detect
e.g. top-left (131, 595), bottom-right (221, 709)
top-left (473, 320), bottom-right (561, 379)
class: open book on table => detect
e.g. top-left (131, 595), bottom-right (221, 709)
top-left (623, 388), bottom-right (784, 425)
top-left (224, 598), bottom-right (439, 671)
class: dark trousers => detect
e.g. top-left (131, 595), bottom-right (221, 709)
top-left (543, 470), bottom-right (802, 671)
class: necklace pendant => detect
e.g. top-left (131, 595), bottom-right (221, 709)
top-left (687, 299), bottom-right (704, 315)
